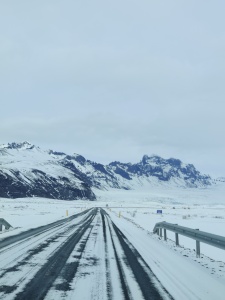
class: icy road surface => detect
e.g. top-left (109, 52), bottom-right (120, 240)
top-left (0, 208), bottom-right (225, 300)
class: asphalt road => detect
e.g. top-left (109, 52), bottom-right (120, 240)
top-left (0, 208), bottom-right (173, 300)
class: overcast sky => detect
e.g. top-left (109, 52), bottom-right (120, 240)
top-left (1, 1), bottom-right (225, 177)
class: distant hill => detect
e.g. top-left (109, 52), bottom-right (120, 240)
top-left (215, 177), bottom-right (225, 183)
top-left (0, 142), bottom-right (212, 200)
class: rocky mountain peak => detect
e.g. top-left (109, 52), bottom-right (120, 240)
top-left (142, 154), bottom-right (164, 165)
top-left (73, 154), bottom-right (86, 165)
top-left (0, 142), bottom-right (213, 200)
top-left (1, 141), bottom-right (36, 150)
top-left (216, 177), bottom-right (225, 183)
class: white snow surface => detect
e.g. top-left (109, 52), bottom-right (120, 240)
top-left (0, 142), bottom-right (84, 189)
top-left (1, 183), bottom-right (225, 299)
top-left (109, 211), bottom-right (225, 300)
top-left (0, 142), bottom-right (212, 193)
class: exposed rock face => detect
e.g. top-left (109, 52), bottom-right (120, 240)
top-left (0, 142), bottom-right (95, 200)
top-left (108, 155), bottom-right (211, 187)
top-left (0, 169), bottom-right (94, 200)
top-left (0, 142), bottom-right (212, 200)
top-left (215, 177), bottom-right (225, 183)
top-left (59, 153), bottom-right (211, 190)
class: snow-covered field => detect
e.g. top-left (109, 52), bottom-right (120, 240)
top-left (95, 185), bottom-right (225, 258)
top-left (1, 183), bottom-right (225, 260)
top-left (0, 183), bottom-right (225, 299)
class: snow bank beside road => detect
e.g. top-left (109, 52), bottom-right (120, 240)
top-left (0, 197), bottom-right (87, 238)
top-left (108, 209), bottom-right (225, 300)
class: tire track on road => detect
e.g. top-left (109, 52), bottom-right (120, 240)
top-left (101, 209), bottom-right (174, 300)
top-left (0, 209), bottom-right (94, 299)
top-left (14, 208), bottom-right (97, 300)
top-left (0, 209), bottom-right (91, 250)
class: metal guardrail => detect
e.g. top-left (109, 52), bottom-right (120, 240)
top-left (0, 218), bottom-right (12, 231)
top-left (153, 221), bottom-right (225, 258)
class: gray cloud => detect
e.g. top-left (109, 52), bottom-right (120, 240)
top-left (1, 1), bottom-right (225, 177)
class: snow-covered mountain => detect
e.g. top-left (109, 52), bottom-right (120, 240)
top-left (0, 142), bottom-right (212, 200)
top-left (0, 142), bottom-right (95, 200)
top-left (215, 177), bottom-right (225, 183)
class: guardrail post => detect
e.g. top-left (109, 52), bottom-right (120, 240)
top-left (196, 240), bottom-right (200, 258)
top-left (195, 229), bottom-right (200, 258)
top-left (160, 228), bottom-right (162, 238)
top-left (164, 229), bottom-right (167, 241)
top-left (175, 233), bottom-right (179, 246)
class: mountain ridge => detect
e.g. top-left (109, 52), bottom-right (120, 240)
top-left (0, 142), bottom-right (212, 200)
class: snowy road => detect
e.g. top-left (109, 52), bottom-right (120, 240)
top-left (0, 208), bottom-right (225, 300)
top-left (0, 208), bottom-right (172, 300)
